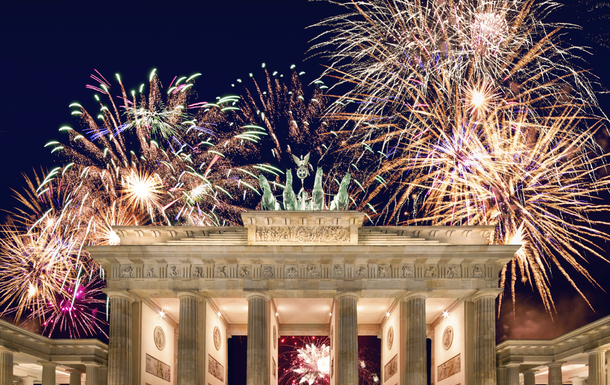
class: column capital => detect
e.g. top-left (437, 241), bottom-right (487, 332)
top-left (523, 369), bottom-right (538, 374)
top-left (0, 345), bottom-right (17, 353)
top-left (176, 291), bottom-right (203, 301)
top-left (471, 288), bottom-right (503, 301)
top-left (546, 361), bottom-right (565, 367)
top-left (402, 291), bottom-right (428, 302)
top-left (245, 291), bottom-right (270, 301)
top-left (335, 291), bottom-right (360, 301)
top-left (38, 361), bottom-right (57, 367)
top-left (83, 361), bottom-right (102, 367)
top-left (505, 362), bottom-right (522, 368)
top-left (104, 290), bottom-right (136, 302)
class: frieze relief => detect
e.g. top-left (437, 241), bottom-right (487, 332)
top-left (168, 265), bottom-right (182, 278)
top-left (114, 262), bottom-right (494, 281)
top-left (255, 226), bottom-right (350, 244)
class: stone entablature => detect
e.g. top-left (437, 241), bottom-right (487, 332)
top-left (496, 313), bottom-right (610, 366)
top-left (0, 318), bottom-right (107, 367)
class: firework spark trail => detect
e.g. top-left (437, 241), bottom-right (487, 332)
top-left (312, 0), bottom-right (610, 312)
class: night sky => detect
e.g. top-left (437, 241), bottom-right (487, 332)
top-left (1, 0), bottom-right (610, 342)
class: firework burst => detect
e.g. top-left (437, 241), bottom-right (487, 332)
top-left (312, 0), bottom-right (610, 312)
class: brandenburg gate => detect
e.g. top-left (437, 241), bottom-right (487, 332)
top-left (88, 210), bottom-right (518, 385)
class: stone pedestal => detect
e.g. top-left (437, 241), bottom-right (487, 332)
top-left (588, 349), bottom-right (607, 385)
top-left (473, 291), bottom-right (498, 385)
top-left (523, 369), bottom-right (536, 385)
top-left (107, 292), bottom-right (134, 385)
top-left (42, 362), bottom-right (56, 385)
top-left (336, 292), bottom-right (359, 385)
top-left (401, 292), bottom-right (427, 385)
top-left (506, 364), bottom-right (520, 385)
top-left (69, 370), bottom-right (81, 385)
top-left (547, 362), bottom-right (563, 385)
top-left (247, 292), bottom-right (270, 385)
top-left (177, 292), bottom-right (201, 385)
top-left (0, 350), bottom-right (13, 385)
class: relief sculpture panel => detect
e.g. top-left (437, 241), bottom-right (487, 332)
top-left (437, 353), bottom-right (461, 382)
top-left (255, 226), bottom-right (350, 243)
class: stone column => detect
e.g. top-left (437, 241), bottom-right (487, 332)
top-left (107, 291), bottom-right (135, 385)
top-left (588, 348), bottom-right (607, 385)
top-left (547, 362), bottom-right (563, 385)
top-left (400, 292), bottom-right (427, 385)
top-left (506, 363), bottom-right (520, 385)
top-left (496, 366), bottom-right (507, 385)
top-left (21, 377), bottom-right (35, 385)
top-left (336, 292), bottom-right (359, 385)
top-left (523, 369), bottom-right (536, 385)
top-left (177, 291), bottom-right (201, 385)
top-left (42, 362), bottom-right (57, 385)
top-left (69, 370), bottom-right (81, 385)
top-left (0, 349), bottom-right (13, 385)
top-left (85, 363), bottom-right (99, 385)
top-left (247, 292), bottom-right (270, 385)
top-left (473, 290), bottom-right (499, 385)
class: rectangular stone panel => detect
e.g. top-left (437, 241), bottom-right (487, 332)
top-left (437, 353), bottom-right (461, 381)
top-left (384, 354), bottom-right (398, 382)
top-left (208, 354), bottom-right (224, 382)
top-left (145, 353), bottom-right (171, 382)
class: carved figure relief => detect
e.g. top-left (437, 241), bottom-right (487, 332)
top-left (442, 326), bottom-right (454, 350)
top-left (168, 265), bottom-right (182, 278)
top-left (121, 265), bottom-right (134, 278)
top-left (192, 266), bottom-right (204, 278)
top-left (213, 326), bottom-right (222, 351)
top-left (285, 266), bottom-right (298, 278)
top-left (255, 226), bottom-right (350, 243)
top-left (239, 265), bottom-right (251, 278)
top-left (145, 266), bottom-right (156, 278)
top-left (437, 354), bottom-right (461, 381)
top-left (307, 266), bottom-right (321, 278)
top-left (446, 265), bottom-right (460, 278)
top-left (215, 265), bottom-right (227, 278)
top-left (384, 354), bottom-right (398, 381)
top-left (273, 325), bottom-right (277, 349)
top-left (331, 358), bottom-right (334, 379)
top-left (208, 355), bottom-right (224, 382)
top-left (387, 326), bottom-right (394, 350)
top-left (332, 265), bottom-right (344, 277)
top-left (355, 266), bottom-right (367, 278)
top-left (261, 265), bottom-right (274, 278)
top-left (401, 265), bottom-right (414, 278)
top-left (154, 326), bottom-right (166, 351)
top-left (272, 357), bottom-right (277, 379)
top-left (472, 265), bottom-right (484, 278)
top-left (146, 354), bottom-right (170, 382)
top-left (424, 265), bottom-right (437, 278)
top-left (378, 265), bottom-right (390, 278)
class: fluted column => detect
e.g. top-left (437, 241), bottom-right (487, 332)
top-left (69, 370), bottom-right (81, 385)
top-left (523, 369), bottom-right (536, 385)
top-left (177, 291), bottom-right (202, 385)
top-left (497, 366), bottom-right (507, 385)
top-left (247, 292), bottom-right (270, 385)
top-left (506, 364), bottom-right (520, 385)
top-left (588, 348), bottom-right (608, 385)
top-left (401, 292), bottom-right (427, 385)
top-left (85, 363), bottom-right (99, 385)
top-left (107, 291), bottom-right (135, 385)
top-left (473, 290), bottom-right (500, 385)
top-left (547, 362), bottom-right (563, 385)
top-left (0, 349), bottom-right (13, 385)
top-left (42, 362), bottom-right (57, 385)
top-left (336, 292), bottom-right (359, 385)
